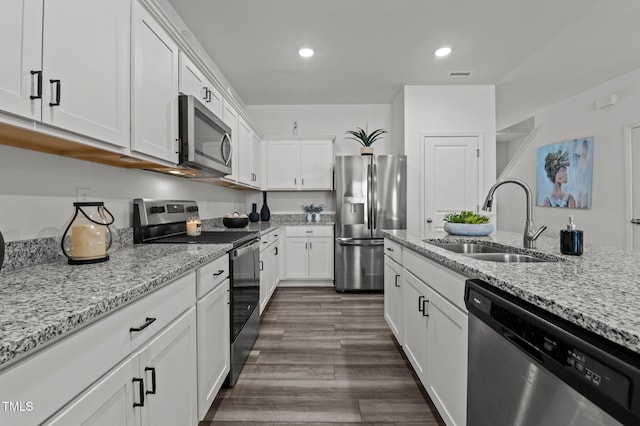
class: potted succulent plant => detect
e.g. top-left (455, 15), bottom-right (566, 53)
top-left (443, 211), bottom-right (494, 236)
top-left (345, 126), bottom-right (387, 155)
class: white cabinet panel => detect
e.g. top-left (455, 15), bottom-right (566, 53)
top-left (222, 100), bottom-right (239, 181)
top-left (384, 255), bottom-right (403, 345)
top-left (284, 238), bottom-right (308, 278)
top-left (265, 138), bottom-right (334, 190)
top-left (266, 140), bottom-right (299, 189)
top-left (131, 0), bottom-right (179, 163)
top-left (0, 0), bottom-right (42, 120)
top-left (196, 279), bottom-right (229, 420)
top-left (402, 271), bottom-right (429, 379)
top-left (300, 141), bottom-right (333, 189)
top-left (284, 227), bottom-right (333, 280)
top-left (178, 52), bottom-right (208, 102)
top-left (237, 116), bottom-right (252, 185)
top-left (41, 0), bottom-right (130, 148)
top-left (251, 132), bottom-right (262, 188)
top-left (308, 237), bottom-right (333, 279)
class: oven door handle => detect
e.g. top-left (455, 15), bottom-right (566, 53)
top-left (231, 239), bottom-right (261, 259)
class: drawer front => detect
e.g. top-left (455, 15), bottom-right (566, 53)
top-left (197, 254), bottom-right (229, 298)
top-left (403, 248), bottom-right (467, 312)
top-left (384, 238), bottom-right (402, 263)
top-left (286, 226), bottom-right (333, 238)
top-left (0, 272), bottom-right (196, 426)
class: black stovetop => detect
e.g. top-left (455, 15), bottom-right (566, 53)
top-left (146, 231), bottom-right (259, 248)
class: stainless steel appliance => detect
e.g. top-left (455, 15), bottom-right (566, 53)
top-left (465, 279), bottom-right (640, 426)
top-left (334, 155), bottom-right (406, 291)
top-left (177, 94), bottom-right (232, 178)
top-left (133, 199), bottom-right (259, 387)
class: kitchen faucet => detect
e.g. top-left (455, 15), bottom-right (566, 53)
top-left (482, 178), bottom-right (547, 249)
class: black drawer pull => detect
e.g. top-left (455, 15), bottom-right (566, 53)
top-left (129, 317), bottom-right (156, 332)
top-left (49, 79), bottom-right (61, 106)
top-left (145, 367), bottom-right (157, 394)
top-left (386, 247), bottom-right (394, 251)
top-left (422, 299), bottom-right (430, 317)
top-left (30, 70), bottom-right (42, 99)
top-left (394, 274), bottom-right (400, 288)
top-left (213, 269), bottom-right (225, 276)
top-left (132, 377), bottom-right (144, 407)
top-left (418, 296), bottom-right (425, 313)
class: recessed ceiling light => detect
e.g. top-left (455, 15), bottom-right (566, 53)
top-left (298, 48), bottom-right (314, 58)
top-left (435, 47), bottom-right (452, 57)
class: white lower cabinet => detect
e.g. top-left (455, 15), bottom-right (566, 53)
top-left (46, 308), bottom-right (197, 426)
top-left (260, 228), bottom-right (280, 314)
top-left (283, 226), bottom-right (333, 281)
top-left (196, 279), bottom-right (229, 420)
top-left (385, 239), bottom-right (468, 426)
top-left (383, 254), bottom-right (403, 345)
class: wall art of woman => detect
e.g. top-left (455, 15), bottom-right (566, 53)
top-left (543, 149), bottom-right (576, 208)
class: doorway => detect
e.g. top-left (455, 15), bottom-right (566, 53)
top-left (626, 123), bottom-right (640, 250)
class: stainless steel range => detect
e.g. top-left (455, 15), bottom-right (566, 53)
top-left (133, 199), bottom-right (260, 387)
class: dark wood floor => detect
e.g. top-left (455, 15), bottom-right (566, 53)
top-left (200, 287), bottom-right (445, 425)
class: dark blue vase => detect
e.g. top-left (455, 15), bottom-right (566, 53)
top-left (260, 192), bottom-right (271, 221)
top-left (249, 203), bottom-right (260, 222)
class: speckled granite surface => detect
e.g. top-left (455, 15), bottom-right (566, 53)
top-left (0, 243), bottom-right (230, 368)
top-left (383, 229), bottom-right (640, 354)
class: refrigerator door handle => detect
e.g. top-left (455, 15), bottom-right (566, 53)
top-left (367, 164), bottom-right (372, 230)
top-left (372, 163), bottom-right (378, 230)
top-left (336, 237), bottom-right (384, 246)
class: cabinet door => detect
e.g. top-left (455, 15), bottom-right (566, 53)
top-left (237, 116), bottom-right (252, 185)
top-left (140, 307), bottom-right (198, 426)
top-left (384, 255), bottom-right (403, 345)
top-left (285, 238), bottom-right (308, 278)
top-left (0, 0), bottom-right (42, 120)
top-left (300, 140), bottom-right (333, 189)
top-left (308, 237), bottom-right (333, 279)
top-left (131, 0), bottom-right (179, 163)
top-left (222, 100), bottom-right (239, 180)
top-left (178, 52), bottom-right (208, 103)
top-left (402, 271), bottom-right (429, 380)
top-left (259, 251), bottom-right (269, 314)
top-left (268, 245), bottom-right (277, 297)
top-left (196, 280), bottom-right (229, 420)
top-left (44, 355), bottom-right (138, 426)
top-left (267, 141), bottom-right (299, 189)
top-left (41, 0), bottom-right (130, 148)
top-left (424, 285), bottom-right (468, 426)
top-left (252, 132), bottom-right (262, 188)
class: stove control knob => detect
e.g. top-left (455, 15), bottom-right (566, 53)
top-left (150, 206), bottom-right (160, 214)
top-left (186, 206), bottom-right (199, 212)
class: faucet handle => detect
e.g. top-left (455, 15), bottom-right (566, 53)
top-left (532, 225), bottom-right (547, 240)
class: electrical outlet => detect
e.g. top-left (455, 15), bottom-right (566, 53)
top-left (76, 187), bottom-right (91, 201)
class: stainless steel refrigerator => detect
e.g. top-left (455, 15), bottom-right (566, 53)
top-left (334, 155), bottom-right (407, 291)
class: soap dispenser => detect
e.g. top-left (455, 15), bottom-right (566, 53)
top-left (560, 215), bottom-right (583, 256)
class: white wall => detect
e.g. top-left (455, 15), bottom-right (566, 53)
top-left (402, 85), bottom-right (496, 232)
top-left (246, 104), bottom-right (392, 213)
top-left (497, 67), bottom-right (640, 249)
top-left (0, 145), bottom-right (245, 241)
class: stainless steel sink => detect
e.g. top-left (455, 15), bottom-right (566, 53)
top-left (427, 242), bottom-right (509, 254)
top-left (463, 253), bottom-right (549, 263)
top-left (426, 241), bottom-right (559, 263)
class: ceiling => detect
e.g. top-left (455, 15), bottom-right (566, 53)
top-left (167, 0), bottom-right (640, 129)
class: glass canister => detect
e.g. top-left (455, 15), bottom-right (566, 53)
top-left (60, 202), bottom-right (119, 264)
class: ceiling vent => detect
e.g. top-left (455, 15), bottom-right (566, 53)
top-left (449, 71), bottom-right (471, 76)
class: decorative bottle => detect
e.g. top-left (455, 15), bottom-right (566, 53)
top-left (560, 215), bottom-right (583, 256)
top-left (260, 192), bottom-right (271, 221)
top-left (249, 203), bottom-right (260, 222)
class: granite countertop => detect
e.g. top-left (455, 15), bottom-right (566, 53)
top-left (382, 229), bottom-right (640, 355)
top-left (0, 243), bottom-right (230, 369)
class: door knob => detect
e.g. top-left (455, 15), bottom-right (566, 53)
top-left (426, 218), bottom-right (433, 223)
top-left (632, 219), bottom-right (640, 224)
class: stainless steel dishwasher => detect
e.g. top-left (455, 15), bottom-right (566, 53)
top-left (465, 279), bottom-right (640, 426)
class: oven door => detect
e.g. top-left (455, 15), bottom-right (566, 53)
top-left (230, 239), bottom-right (260, 340)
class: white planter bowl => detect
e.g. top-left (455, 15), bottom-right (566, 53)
top-left (443, 222), bottom-right (494, 236)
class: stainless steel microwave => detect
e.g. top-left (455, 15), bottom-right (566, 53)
top-left (178, 94), bottom-right (232, 177)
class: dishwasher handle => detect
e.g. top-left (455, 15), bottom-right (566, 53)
top-left (503, 329), bottom-right (544, 364)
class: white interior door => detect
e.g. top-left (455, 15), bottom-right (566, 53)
top-left (631, 125), bottom-right (640, 250)
top-left (423, 135), bottom-right (479, 235)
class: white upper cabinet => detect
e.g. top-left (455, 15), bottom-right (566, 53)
top-left (131, 0), bottom-right (179, 164)
top-left (237, 116), bottom-right (253, 185)
top-left (0, 0), bottom-right (130, 148)
top-left (178, 52), bottom-right (222, 117)
top-left (0, 0), bottom-right (43, 121)
top-left (265, 137), bottom-right (334, 190)
top-left (251, 132), bottom-right (262, 188)
top-left (222, 100), bottom-right (239, 181)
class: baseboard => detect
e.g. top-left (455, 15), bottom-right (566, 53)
top-left (277, 280), bottom-right (334, 287)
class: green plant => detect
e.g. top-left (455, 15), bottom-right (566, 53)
top-left (443, 211), bottom-right (490, 224)
top-left (345, 127), bottom-right (387, 147)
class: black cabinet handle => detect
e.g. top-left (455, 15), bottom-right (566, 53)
top-left (213, 269), bottom-right (225, 276)
top-left (49, 79), bottom-right (61, 106)
top-left (145, 367), bottom-right (157, 394)
top-left (274, 247), bottom-right (278, 256)
top-left (386, 247), bottom-right (394, 251)
top-left (259, 260), bottom-right (264, 271)
top-left (132, 378), bottom-right (144, 407)
top-left (418, 296), bottom-right (425, 313)
top-left (129, 317), bottom-right (156, 332)
top-left (422, 299), bottom-right (430, 317)
top-left (30, 70), bottom-right (42, 99)
top-left (394, 274), bottom-right (400, 288)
